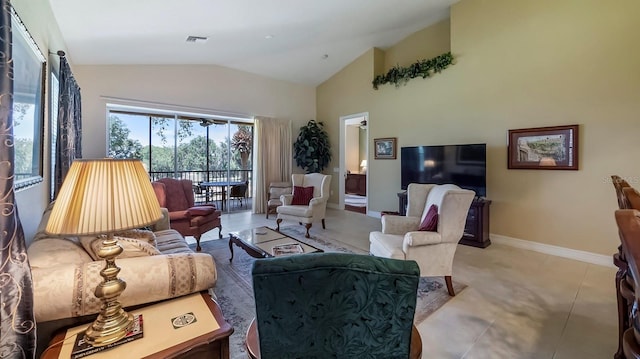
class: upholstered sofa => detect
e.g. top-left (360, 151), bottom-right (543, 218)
top-left (28, 204), bottom-right (217, 322)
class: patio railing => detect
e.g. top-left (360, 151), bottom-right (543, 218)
top-left (149, 170), bottom-right (254, 210)
top-left (149, 169), bottom-right (252, 185)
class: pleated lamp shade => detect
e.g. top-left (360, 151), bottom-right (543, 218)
top-left (46, 158), bottom-right (163, 236)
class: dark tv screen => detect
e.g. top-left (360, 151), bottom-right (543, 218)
top-left (401, 144), bottom-right (486, 197)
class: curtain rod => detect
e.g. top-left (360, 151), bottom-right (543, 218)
top-left (48, 50), bottom-right (66, 57)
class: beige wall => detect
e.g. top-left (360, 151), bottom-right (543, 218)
top-left (346, 125), bottom-right (360, 173)
top-left (359, 127), bottom-right (367, 166)
top-left (317, 48), bottom-right (379, 200)
top-left (74, 65), bottom-right (316, 159)
top-left (317, 0), bottom-right (640, 255)
top-left (383, 19), bottom-right (451, 71)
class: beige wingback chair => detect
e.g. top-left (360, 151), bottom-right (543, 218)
top-left (276, 173), bottom-right (332, 238)
top-left (369, 183), bottom-right (474, 296)
top-left (266, 181), bottom-right (293, 219)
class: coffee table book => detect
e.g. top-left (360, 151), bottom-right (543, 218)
top-left (272, 243), bottom-right (304, 256)
top-left (70, 314), bottom-right (143, 359)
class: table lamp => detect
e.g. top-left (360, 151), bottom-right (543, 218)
top-left (46, 158), bottom-right (162, 347)
top-left (360, 160), bottom-right (367, 173)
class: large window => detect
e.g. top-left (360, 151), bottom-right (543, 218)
top-left (12, 7), bottom-right (46, 190)
top-left (107, 107), bottom-right (254, 209)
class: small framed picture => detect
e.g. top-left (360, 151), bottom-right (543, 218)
top-left (374, 137), bottom-right (397, 159)
top-left (507, 125), bottom-right (579, 170)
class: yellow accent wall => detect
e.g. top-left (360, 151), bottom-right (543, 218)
top-left (383, 19), bottom-right (451, 71)
top-left (317, 0), bottom-right (640, 255)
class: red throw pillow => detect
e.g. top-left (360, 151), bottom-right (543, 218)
top-left (419, 204), bottom-right (438, 231)
top-left (291, 186), bottom-right (314, 205)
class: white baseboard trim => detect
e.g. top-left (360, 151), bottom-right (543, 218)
top-left (327, 207), bottom-right (613, 267)
top-left (491, 234), bottom-right (615, 268)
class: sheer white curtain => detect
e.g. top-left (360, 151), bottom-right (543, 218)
top-left (253, 117), bottom-right (292, 213)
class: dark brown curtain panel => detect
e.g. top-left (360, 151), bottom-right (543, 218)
top-left (53, 55), bottom-right (81, 197)
top-left (0, 1), bottom-right (37, 357)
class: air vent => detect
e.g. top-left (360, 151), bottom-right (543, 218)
top-left (186, 36), bottom-right (208, 43)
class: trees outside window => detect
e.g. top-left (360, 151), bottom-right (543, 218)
top-left (108, 111), bottom-right (253, 183)
top-left (231, 125), bottom-right (253, 180)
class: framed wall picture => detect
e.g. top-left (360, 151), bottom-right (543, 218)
top-left (507, 125), bottom-right (579, 170)
top-left (374, 137), bottom-right (397, 159)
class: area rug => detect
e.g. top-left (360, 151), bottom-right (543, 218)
top-left (194, 226), bottom-right (465, 359)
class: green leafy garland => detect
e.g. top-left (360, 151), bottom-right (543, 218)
top-left (372, 52), bottom-right (454, 90)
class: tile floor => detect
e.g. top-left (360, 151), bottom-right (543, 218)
top-left (194, 208), bottom-right (618, 359)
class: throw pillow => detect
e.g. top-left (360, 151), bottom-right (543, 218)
top-left (291, 186), bottom-right (314, 205)
top-left (419, 204), bottom-right (438, 231)
top-left (113, 229), bottom-right (157, 247)
top-left (116, 237), bottom-right (162, 258)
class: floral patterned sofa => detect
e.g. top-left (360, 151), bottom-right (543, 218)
top-left (27, 204), bottom-right (217, 322)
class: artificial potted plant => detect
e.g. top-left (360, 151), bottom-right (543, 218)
top-left (293, 120), bottom-right (332, 173)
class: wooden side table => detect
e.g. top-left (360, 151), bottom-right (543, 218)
top-left (459, 197), bottom-right (492, 248)
top-left (42, 292), bottom-right (233, 359)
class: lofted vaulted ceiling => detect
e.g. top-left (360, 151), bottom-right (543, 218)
top-left (46, 0), bottom-right (458, 86)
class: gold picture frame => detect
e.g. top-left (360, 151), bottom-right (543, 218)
top-left (374, 137), bottom-right (397, 159)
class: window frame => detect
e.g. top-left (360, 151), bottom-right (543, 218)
top-left (12, 7), bottom-right (46, 190)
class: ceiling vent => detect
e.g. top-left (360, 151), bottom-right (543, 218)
top-left (186, 36), bottom-right (208, 43)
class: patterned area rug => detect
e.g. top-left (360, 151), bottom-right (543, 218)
top-left (195, 226), bottom-right (465, 359)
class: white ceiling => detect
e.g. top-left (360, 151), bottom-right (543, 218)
top-left (47, 0), bottom-right (458, 86)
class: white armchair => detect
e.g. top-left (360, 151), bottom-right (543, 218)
top-left (369, 183), bottom-right (474, 296)
top-left (266, 181), bottom-right (292, 219)
top-left (276, 173), bottom-right (332, 238)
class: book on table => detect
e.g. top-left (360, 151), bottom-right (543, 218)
top-left (272, 243), bottom-right (304, 256)
top-left (70, 314), bottom-right (143, 359)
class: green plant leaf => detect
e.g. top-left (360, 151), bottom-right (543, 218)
top-left (372, 52), bottom-right (454, 90)
top-left (293, 119), bottom-right (332, 173)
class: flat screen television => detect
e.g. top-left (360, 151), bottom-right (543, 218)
top-left (401, 143), bottom-right (486, 197)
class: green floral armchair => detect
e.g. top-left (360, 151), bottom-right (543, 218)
top-left (250, 252), bottom-right (420, 358)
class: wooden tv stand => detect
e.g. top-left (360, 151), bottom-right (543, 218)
top-left (396, 191), bottom-right (491, 248)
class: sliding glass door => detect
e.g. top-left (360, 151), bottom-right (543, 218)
top-left (107, 108), bottom-right (253, 213)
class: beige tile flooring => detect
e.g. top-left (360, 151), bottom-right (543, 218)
top-left (194, 208), bottom-right (618, 359)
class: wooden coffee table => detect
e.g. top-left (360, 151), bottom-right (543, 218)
top-left (228, 226), bottom-right (323, 262)
top-left (42, 292), bottom-right (233, 359)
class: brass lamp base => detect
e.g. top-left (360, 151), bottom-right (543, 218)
top-left (85, 306), bottom-right (133, 346)
top-left (84, 234), bottom-right (134, 347)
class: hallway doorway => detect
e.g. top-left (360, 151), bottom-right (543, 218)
top-left (339, 113), bottom-right (368, 214)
